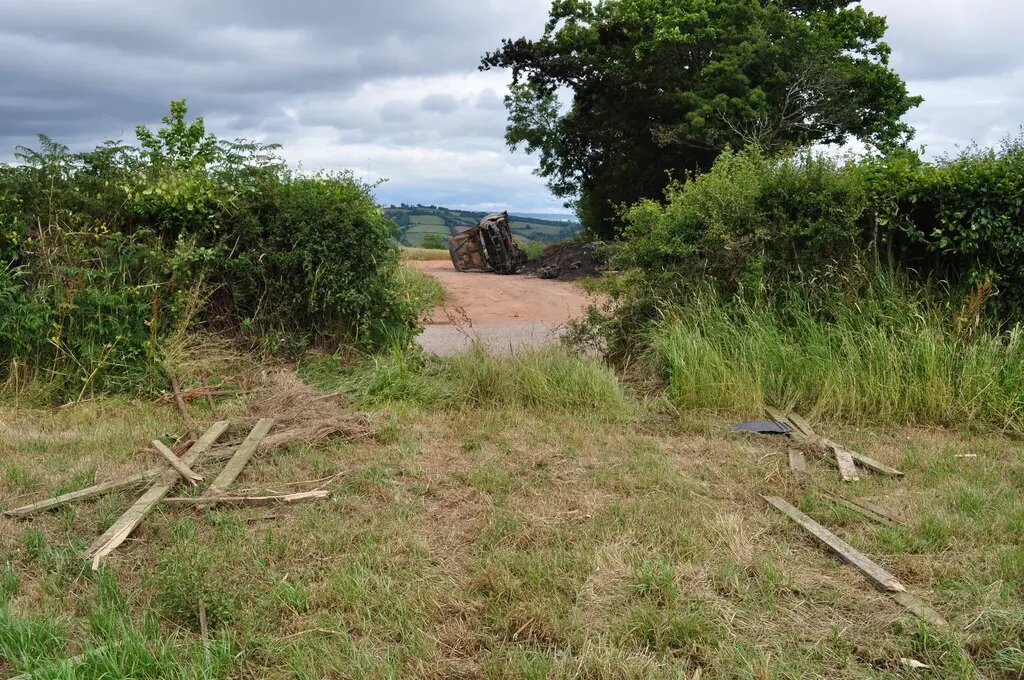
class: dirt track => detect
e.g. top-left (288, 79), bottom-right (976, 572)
top-left (406, 259), bottom-right (599, 355)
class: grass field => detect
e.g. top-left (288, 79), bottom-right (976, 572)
top-left (400, 247), bottom-right (451, 261)
top-left (2, 346), bottom-right (1022, 678)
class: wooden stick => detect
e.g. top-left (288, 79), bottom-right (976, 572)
top-left (831, 443), bottom-right (861, 482)
top-left (891, 591), bottom-right (949, 628)
top-left (165, 490), bottom-right (329, 507)
top-left (4, 471), bottom-right (158, 518)
top-left (170, 376), bottom-right (192, 424)
top-left (199, 600), bottom-right (211, 666)
top-left (788, 448), bottom-right (808, 473)
top-left (819, 490), bottom-right (898, 526)
top-left (764, 496), bottom-right (906, 593)
top-left (151, 441), bottom-right (203, 485)
top-left (84, 421), bottom-right (230, 569)
top-left (833, 492), bottom-right (906, 526)
top-left (202, 419), bottom-right (275, 497)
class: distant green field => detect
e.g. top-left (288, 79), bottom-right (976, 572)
top-left (387, 205), bottom-right (581, 247)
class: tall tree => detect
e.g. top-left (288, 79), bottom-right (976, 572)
top-left (482, 0), bottom-right (922, 237)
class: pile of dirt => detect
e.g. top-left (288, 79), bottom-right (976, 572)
top-left (520, 241), bottom-right (613, 280)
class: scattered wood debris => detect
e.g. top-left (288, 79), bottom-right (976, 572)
top-left (152, 440), bottom-right (203, 485)
top-left (202, 418), bottom-right (274, 498)
top-left (165, 490), bottom-right (329, 507)
top-left (84, 421), bottom-right (231, 569)
top-left (765, 407), bottom-right (904, 479)
top-left (788, 448), bottom-right (808, 473)
top-left (765, 495), bottom-right (948, 628)
top-left (764, 496), bottom-right (906, 592)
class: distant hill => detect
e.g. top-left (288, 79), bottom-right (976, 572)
top-left (385, 205), bottom-right (582, 247)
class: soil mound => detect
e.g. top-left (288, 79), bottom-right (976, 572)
top-left (520, 241), bottom-right (613, 280)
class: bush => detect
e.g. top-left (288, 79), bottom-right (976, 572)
top-left (421, 233), bottom-right (448, 250)
top-left (0, 101), bottom-right (417, 397)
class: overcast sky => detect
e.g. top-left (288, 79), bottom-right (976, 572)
top-left (1, 1), bottom-right (1021, 213)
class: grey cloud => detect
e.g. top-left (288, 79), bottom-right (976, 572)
top-left (420, 94), bottom-right (460, 114)
top-left (1, 1), bottom-right (1022, 212)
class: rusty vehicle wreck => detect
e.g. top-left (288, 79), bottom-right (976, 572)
top-left (447, 211), bottom-right (527, 275)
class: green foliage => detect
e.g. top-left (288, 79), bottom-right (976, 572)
top-left (482, 0), bottom-right (921, 236)
top-left (649, 280), bottom-right (1024, 428)
top-left (0, 100), bottom-right (416, 397)
top-left (420, 233), bottom-right (448, 250)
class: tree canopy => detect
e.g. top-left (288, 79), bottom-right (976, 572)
top-left (481, 0), bottom-right (923, 237)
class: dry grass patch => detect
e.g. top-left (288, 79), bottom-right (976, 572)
top-left (1, 365), bottom-right (1022, 678)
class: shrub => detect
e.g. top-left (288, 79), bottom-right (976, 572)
top-left (0, 101), bottom-right (417, 397)
top-left (421, 233), bottom-right (448, 250)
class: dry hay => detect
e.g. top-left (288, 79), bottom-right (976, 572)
top-left (247, 371), bottom-right (377, 450)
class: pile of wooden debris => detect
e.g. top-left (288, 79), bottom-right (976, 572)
top-left (4, 374), bottom-right (376, 570)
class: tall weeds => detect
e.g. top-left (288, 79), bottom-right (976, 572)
top-left (650, 279), bottom-right (1024, 428)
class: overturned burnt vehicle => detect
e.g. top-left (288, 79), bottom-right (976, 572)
top-left (447, 211), bottom-right (527, 275)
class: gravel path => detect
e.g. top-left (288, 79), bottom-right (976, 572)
top-left (405, 260), bottom-right (599, 355)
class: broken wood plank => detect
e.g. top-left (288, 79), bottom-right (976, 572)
top-left (165, 490), bottom-right (329, 507)
top-left (829, 491), bottom-right (907, 526)
top-left (4, 470), bottom-right (159, 518)
top-left (785, 412), bottom-right (818, 438)
top-left (152, 440), bottom-right (203, 485)
top-left (831, 443), bottom-right (861, 482)
top-left (820, 491), bottom-right (898, 526)
top-left (764, 495), bottom-right (906, 593)
top-left (891, 591), bottom-right (949, 628)
top-left (764, 406), bottom-right (792, 428)
top-left (202, 418), bottom-right (275, 497)
top-left (788, 448), bottom-right (808, 473)
top-left (839, 445), bottom-right (905, 477)
top-left (84, 421), bottom-right (230, 569)
top-left (170, 375), bottom-right (192, 424)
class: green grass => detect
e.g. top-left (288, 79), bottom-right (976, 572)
top-left (650, 285), bottom-right (1024, 429)
top-left (395, 266), bottom-right (446, 319)
top-left (400, 247), bottom-right (451, 261)
top-left (2, 345), bottom-right (1022, 678)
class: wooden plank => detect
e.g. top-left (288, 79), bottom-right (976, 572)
top-left (843, 446), bottom-right (905, 477)
top-left (786, 412), bottom-right (818, 438)
top-left (764, 495), bottom-right (906, 593)
top-left (170, 375), bottom-right (193, 424)
top-left (820, 491), bottom-right (896, 526)
top-left (84, 421), bottom-right (230, 569)
top-left (891, 592), bottom-right (949, 628)
top-left (764, 406), bottom-right (791, 426)
top-left (4, 470), bottom-right (159, 518)
top-left (788, 448), bottom-right (808, 473)
top-left (152, 440), bottom-right (203, 484)
top-left (202, 418), bottom-right (274, 497)
top-left (165, 490), bottom-right (329, 507)
top-left (835, 492), bottom-right (906, 526)
top-left (832, 443), bottom-right (861, 482)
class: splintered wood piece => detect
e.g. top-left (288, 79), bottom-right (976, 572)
top-left (84, 421), bottom-right (230, 569)
top-left (165, 490), bottom-right (329, 507)
top-left (170, 376), bottom-right (193, 424)
top-left (764, 496), bottom-right (906, 593)
top-left (842, 447), bottom-right (905, 477)
top-left (152, 440), bottom-right (203, 485)
top-left (202, 419), bottom-right (275, 497)
top-left (820, 491), bottom-right (897, 526)
top-left (788, 448), bottom-right (808, 473)
top-left (832, 444), bottom-right (861, 482)
top-left (4, 470), bottom-right (159, 518)
top-left (837, 493), bottom-right (906, 526)
top-left (764, 406), bottom-right (791, 427)
top-left (891, 592), bottom-right (949, 628)
top-left (785, 412), bottom-right (818, 438)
